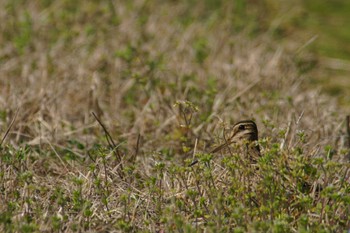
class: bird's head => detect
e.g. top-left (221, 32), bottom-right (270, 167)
top-left (210, 120), bottom-right (260, 154)
top-left (230, 120), bottom-right (259, 143)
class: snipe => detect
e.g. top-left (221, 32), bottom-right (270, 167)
top-left (189, 120), bottom-right (261, 166)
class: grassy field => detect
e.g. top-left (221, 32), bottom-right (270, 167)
top-left (1, 0), bottom-right (350, 232)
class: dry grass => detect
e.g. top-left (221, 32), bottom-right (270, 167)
top-left (0, 1), bottom-right (350, 232)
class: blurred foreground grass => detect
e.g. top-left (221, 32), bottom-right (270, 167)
top-left (0, 0), bottom-right (350, 232)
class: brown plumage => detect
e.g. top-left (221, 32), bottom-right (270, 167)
top-left (189, 120), bottom-right (261, 166)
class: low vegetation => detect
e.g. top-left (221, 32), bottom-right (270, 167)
top-left (0, 0), bottom-right (349, 232)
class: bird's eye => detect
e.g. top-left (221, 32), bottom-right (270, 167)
top-left (238, 125), bottom-right (245, 130)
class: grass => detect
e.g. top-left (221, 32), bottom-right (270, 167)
top-left (1, 0), bottom-right (350, 232)
top-left (269, 0), bottom-right (350, 108)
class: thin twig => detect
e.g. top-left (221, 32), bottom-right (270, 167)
top-left (188, 129), bottom-right (233, 167)
top-left (101, 151), bottom-right (110, 213)
top-left (87, 150), bottom-right (96, 163)
top-left (46, 139), bottom-right (69, 173)
top-left (92, 112), bottom-right (124, 179)
top-left (192, 138), bottom-right (198, 160)
top-left (1, 107), bottom-right (19, 146)
top-left (295, 110), bottom-right (305, 125)
top-left (346, 115), bottom-right (350, 149)
top-left (131, 133), bottom-right (141, 162)
top-left (345, 115), bottom-right (350, 162)
top-left (280, 120), bottom-right (292, 150)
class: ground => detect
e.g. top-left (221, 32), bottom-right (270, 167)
top-left (1, 1), bottom-right (350, 232)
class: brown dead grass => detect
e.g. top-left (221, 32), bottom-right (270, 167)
top-left (0, 1), bottom-right (349, 232)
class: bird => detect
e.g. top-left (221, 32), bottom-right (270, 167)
top-left (188, 119), bottom-right (321, 201)
top-left (189, 120), bottom-right (261, 166)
